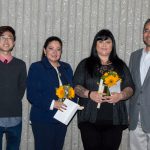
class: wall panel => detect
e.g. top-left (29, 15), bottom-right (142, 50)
top-left (0, 0), bottom-right (149, 149)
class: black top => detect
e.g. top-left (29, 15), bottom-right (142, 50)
top-left (0, 57), bottom-right (27, 117)
top-left (73, 58), bottom-right (134, 127)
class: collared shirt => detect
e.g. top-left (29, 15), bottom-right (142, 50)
top-left (0, 54), bottom-right (21, 127)
top-left (0, 53), bottom-right (13, 63)
top-left (140, 48), bottom-right (150, 85)
top-left (54, 66), bottom-right (63, 86)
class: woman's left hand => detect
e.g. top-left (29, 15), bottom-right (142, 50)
top-left (103, 92), bottom-right (122, 104)
top-left (54, 101), bottom-right (67, 112)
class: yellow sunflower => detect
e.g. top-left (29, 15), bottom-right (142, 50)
top-left (104, 72), bottom-right (109, 76)
top-left (68, 87), bottom-right (75, 99)
top-left (56, 86), bottom-right (65, 99)
top-left (104, 75), bottom-right (118, 87)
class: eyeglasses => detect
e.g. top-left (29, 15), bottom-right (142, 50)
top-left (143, 29), bottom-right (150, 34)
top-left (0, 36), bottom-right (14, 42)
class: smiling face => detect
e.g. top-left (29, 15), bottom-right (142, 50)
top-left (96, 38), bottom-right (113, 58)
top-left (44, 40), bottom-right (62, 66)
top-left (143, 22), bottom-right (150, 50)
top-left (0, 31), bottom-right (15, 55)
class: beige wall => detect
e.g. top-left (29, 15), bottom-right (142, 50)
top-left (0, 0), bottom-right (150, 149)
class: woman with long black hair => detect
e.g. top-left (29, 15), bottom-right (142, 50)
top-left (73, 29), bottom-right (134, 150)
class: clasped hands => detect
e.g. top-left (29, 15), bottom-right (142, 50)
top-left (90, 91), bottom-right (123, 104)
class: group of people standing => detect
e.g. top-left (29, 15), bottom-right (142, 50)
top-left (0, 18), bottom-right (150, 150)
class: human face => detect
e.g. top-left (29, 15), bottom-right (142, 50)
top-left (143, 22), bottom-right (150, 50)
top-left (44, 40), bottom-right (62, 65)
top-left (96, 38), bottom-right (112, 58)
top-left (0, 31), bottom-right (15, 55)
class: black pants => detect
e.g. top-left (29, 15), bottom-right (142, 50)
top-left (79, 122), bottom-right (123, 150)
top-left (31, 122), bottom-right (67, 150)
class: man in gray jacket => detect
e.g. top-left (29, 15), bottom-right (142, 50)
top-left (129, 18), bottom-right (150, 150)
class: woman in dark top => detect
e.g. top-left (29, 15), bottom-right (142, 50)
top-left (27, 36), bottom-right (73, 150)
top-left (73, 29), bottom-right (134, 150)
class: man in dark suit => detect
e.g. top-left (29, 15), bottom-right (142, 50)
top-left (129, 18), bottom-right (150, 150)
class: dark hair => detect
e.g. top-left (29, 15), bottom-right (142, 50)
top-left (143, 18), bottom-right (150, 31)
top-left (41, 36), bottom-right (63, 59)
top-left (0, 26), bottom-right (16, 41)
top-left (86, 29), bottom-right (124, 76)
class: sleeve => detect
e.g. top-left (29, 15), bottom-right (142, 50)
top-left (126, 53), bottom-right (134, 113)
top-left (129, 53), bottom-right (134, 76)
top-left (27, 64), bottom-right (52, 111)
top-left (73, 60), bottom-right (86, 87)
top-left (18, 62), bottom-right (27, 100)
top-left (66, 63), bottom-right (78, 103)
top-left (121, 63), bottom-right (135, 91)
top-left (50, 100), bottom-right (55, 110)
top-left (66, 63), bottom-right (74, 86)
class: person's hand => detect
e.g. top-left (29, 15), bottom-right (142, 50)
top-left (89, 91), bottom-right (106, 103)
top-left (54, 101), bottom-right (67, 112)
top-left (77, 105), bottom-right (84, 110)
top-left (103, 92), bottom-right (122, 104)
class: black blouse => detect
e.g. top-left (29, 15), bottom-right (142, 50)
top-left (73, 58), bottom-right (134, 126)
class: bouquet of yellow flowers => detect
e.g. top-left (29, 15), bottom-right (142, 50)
top-left (56, 85), bottom-right (75, 101)
top-left (101, 71), bottom-right (121, 88)
top-left (97, 71), bottom-right (121, 108)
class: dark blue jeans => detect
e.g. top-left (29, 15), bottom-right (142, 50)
top-left (0, 122), bottom-right (22, 150)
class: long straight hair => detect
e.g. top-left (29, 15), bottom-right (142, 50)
top-left (86, 29), bottom-right (125, 76)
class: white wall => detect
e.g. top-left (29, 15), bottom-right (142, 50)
top-left (0, 0), bottom-right (150, 149)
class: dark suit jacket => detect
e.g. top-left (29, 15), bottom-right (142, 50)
top-left (129, 48), bottom-right (150, 132)
top-left (27, 57), bottom-right (73, 123)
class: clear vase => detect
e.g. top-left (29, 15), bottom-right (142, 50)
top-left (104, 85), bottom-right (110, 96)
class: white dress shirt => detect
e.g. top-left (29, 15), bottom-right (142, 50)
top-left (50, 67), bottom-right (62, 110)
top-left (140, 48), bottom-right (150, 85)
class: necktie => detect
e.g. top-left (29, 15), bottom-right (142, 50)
top-left (4, 59), bottom-right (8, 64)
